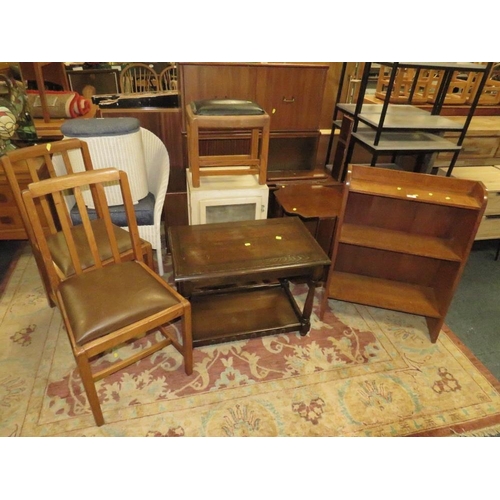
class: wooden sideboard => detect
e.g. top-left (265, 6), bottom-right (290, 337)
top-left (178, 62), bottom-right (330, 180)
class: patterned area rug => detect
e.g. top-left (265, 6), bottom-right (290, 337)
top-left (1, 246), bottom-right (500, 437)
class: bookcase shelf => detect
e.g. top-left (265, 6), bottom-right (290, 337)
top-left (340, 224), bottom-right (464, 261)
top-left (320, 164), bottom-right (487, 343)
top-left (328, 271), bottom-right (441, 319)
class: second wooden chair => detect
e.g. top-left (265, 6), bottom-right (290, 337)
top-left (1, 139), bottom-right (154, 307)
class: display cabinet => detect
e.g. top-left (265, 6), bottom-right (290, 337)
top-left (320, 164), bottom-right (487, 343)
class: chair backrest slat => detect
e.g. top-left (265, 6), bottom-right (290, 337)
top-left (92, 181), bottom-right (122, 264)
top-left (59, 149), bottom-right (75, 174)
top-left (41, 150), bottom-right (57, 178)
top-left (52, 190), bottom-right (84, 274)
top-left (118, 170), bottom-right (144, 261)
top-left (73, 185), bottom-right (103, 269)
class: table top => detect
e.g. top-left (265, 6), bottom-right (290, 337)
top-left (168, 217), bottom-right (331, 283)
top-left (274, 183), bottom-right (344, 219)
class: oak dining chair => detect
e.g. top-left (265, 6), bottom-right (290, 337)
top-left (21, 168), bottom-right (193, 426)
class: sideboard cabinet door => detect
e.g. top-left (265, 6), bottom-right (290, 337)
top-left (255, 65), bottom-right (328, 131)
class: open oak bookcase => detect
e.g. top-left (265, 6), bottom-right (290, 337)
top-left (320, 164), bottom-right (487, 342)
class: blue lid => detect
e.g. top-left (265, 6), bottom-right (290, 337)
top-left (61, 117), bottom-right (140, 137)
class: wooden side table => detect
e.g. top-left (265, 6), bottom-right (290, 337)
top-left (168, 217), bottom-right (330, 347)
top-left (273, 182), bottom-right (344, 258)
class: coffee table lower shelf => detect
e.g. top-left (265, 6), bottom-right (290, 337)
top-left (190, 285), bottom-right (305, 347)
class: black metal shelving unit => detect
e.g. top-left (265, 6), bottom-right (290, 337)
top-left (326, 62), bottom-right (494, 180)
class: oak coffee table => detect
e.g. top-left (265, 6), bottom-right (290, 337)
top-left (168, 217), bottom-right (331, 347)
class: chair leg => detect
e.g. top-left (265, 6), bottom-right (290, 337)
top-left (75, 352), bottom-right (105, 426)
top-left (156, 246), bottom-right (164, 276)
top-left (181, 305), bottom-right (193, 375)
top-left (32, 248), bottom-right (57, 308)
top-left (495, 239), bottom-right (500, 261)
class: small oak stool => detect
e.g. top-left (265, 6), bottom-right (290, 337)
top-left (186, 99), bottom-right (270, 188)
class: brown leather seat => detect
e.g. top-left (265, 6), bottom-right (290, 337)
top-left (60, 260), bottom-right (180, 345)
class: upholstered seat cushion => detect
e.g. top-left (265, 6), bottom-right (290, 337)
top-left (69, 192), bottom-right (155, 227)
top-left (61, 117), bottom-right (141, 137)
top-left (190, 99), bottom-right (265, 116)
top-left (58, 260), bottom-right (180, 345)
top-left (48, 219), bottom-right (140, 276)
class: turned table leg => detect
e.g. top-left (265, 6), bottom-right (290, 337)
top-left (300, 267), bottom-right (324, 335)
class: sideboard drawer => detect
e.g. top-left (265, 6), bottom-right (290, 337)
top-left (0, 183), bottom-right (20, 208)
top-left (0, 205), bottom-right (26, 234)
